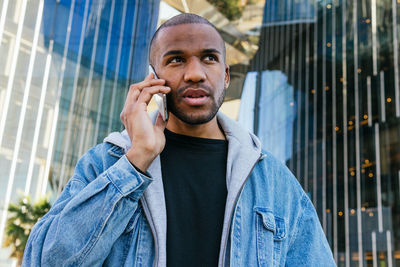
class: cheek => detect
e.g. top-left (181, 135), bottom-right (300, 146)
top-left (164, 74), bottom-right (181, 88)
top-left (215, 67), bottom-right (228, 86)
top-left (213, 72), bottom-right (227, 90)
top-left (164, 79), bottom-right (178, 91)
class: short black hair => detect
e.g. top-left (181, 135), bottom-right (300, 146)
top-left (149, 13), bottom-right (226, 64)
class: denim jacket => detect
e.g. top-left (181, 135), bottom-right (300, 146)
top-left (23, 112), bottom-right (335, 267)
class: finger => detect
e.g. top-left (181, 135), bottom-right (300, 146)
top-left (137, 86), bottom-right (171, 105)
top-left (131, 87), bottom-right (141, 102)
top-left (125, 78), bottom-right (155, 106)
top-left (125, 84), bottom-right (139, 105)
top-left (125, 75), bottom-right (166, 108)
top-left (121, 88), bottom-right (139, 115)
top-left (121, 85), bottom-right (142, 114)
top-left (130, 78), bottom-right (166, 92)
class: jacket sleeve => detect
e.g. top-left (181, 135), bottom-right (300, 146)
top-left (285, 195), bottom-right (337, 267)
top-left (22, 145), bottom-right (153, 267)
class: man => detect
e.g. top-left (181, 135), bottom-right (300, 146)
top-left (23, 14), bottom-right (335, 266)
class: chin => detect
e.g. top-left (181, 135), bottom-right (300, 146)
top-left (167, 91), bottom-right (225, 125)
top-left (171, 108), bottom-right (218, 125)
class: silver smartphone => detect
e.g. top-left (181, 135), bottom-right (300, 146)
top-left (148, 65), bottom-right (168, 121)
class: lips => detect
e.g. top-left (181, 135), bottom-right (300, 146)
top-left (182, 88), bottom-right (209, 98)
top-left (182, 88), bottom-right (210, 106)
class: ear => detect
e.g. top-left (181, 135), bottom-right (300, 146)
top-left (224, 64), bottom-right (230, 89)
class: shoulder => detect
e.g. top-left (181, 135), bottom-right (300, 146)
top-left (72, 142), bottom-right (124, 185)
top-left (255, 150), bottom-right (305, 197)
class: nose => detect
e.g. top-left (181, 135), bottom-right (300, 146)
top-left (183, 57), bottom-right (206, 83)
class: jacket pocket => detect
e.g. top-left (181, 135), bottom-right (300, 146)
top-left (255, 207), bottom-right (286, 267)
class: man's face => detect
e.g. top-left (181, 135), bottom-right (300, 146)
top-left (151, 23), bottom-right (230, 125)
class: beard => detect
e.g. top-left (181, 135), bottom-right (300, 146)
top-left (166, 84), bottom-right (226, 125)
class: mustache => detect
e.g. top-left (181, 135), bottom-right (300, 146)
top-left (176, 84), bottom-right (213, 95)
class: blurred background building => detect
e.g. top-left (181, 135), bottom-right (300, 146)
top-left (0, 0), bottom-right (399, 266)
top-left (0, 0), bottom-right (160, 264)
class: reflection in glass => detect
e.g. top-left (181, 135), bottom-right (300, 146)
top-left (0, 1), bottom-right (160, 262)
top-left (241, 0), bottom-right (400, 266)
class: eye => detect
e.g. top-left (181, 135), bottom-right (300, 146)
top-left (168, 56), bottom-right (184, 64)
top-left (203, 54), bottom-right (218, 62)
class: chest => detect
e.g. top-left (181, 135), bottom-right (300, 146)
top-left (105, 181), bottom-right (288, 267)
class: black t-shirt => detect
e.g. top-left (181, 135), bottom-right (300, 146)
top-left (160, 129), bottom-right (228, 267)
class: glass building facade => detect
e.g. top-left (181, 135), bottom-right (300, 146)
top-left (0, 0), bottom-right (159, 262)
top-left (242, 0), bottom-right (400, 266)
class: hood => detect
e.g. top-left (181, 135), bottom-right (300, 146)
top-left (104, 111), bottom-right (262, 154)
top-left (104, 111), bottom-right (263, 267)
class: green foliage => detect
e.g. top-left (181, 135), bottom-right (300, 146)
top-left (3, 195), bottom-right (51, 263)
top-left (207, 0), bottom-right (243, 21)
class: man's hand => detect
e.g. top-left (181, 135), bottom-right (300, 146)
top-left (120, 73), bottom-right (171, 172)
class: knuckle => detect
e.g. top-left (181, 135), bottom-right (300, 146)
top-left (138, 88), bottom-right (152, 98)
top-left (129, 84), bottom-right (137, 91)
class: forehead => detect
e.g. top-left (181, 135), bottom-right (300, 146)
top-left (153, 24), bottom-right (224, 57)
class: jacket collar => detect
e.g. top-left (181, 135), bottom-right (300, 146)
top-left (215, 112), bottom-right (262, 266)
top-left (103, 111), bottom-right (262, 157)
top-left (103, 111), bottom-right (263, 267)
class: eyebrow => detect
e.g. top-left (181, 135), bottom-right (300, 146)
top-left (163, 50), bottom-right (183, 57)
top-left (162, 48), bottom-right (221, 58)
top-left (202, 49), bottom-right (221, 55)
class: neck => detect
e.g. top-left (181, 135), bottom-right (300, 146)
top-left (166, 113), bottom-right (225, 140)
